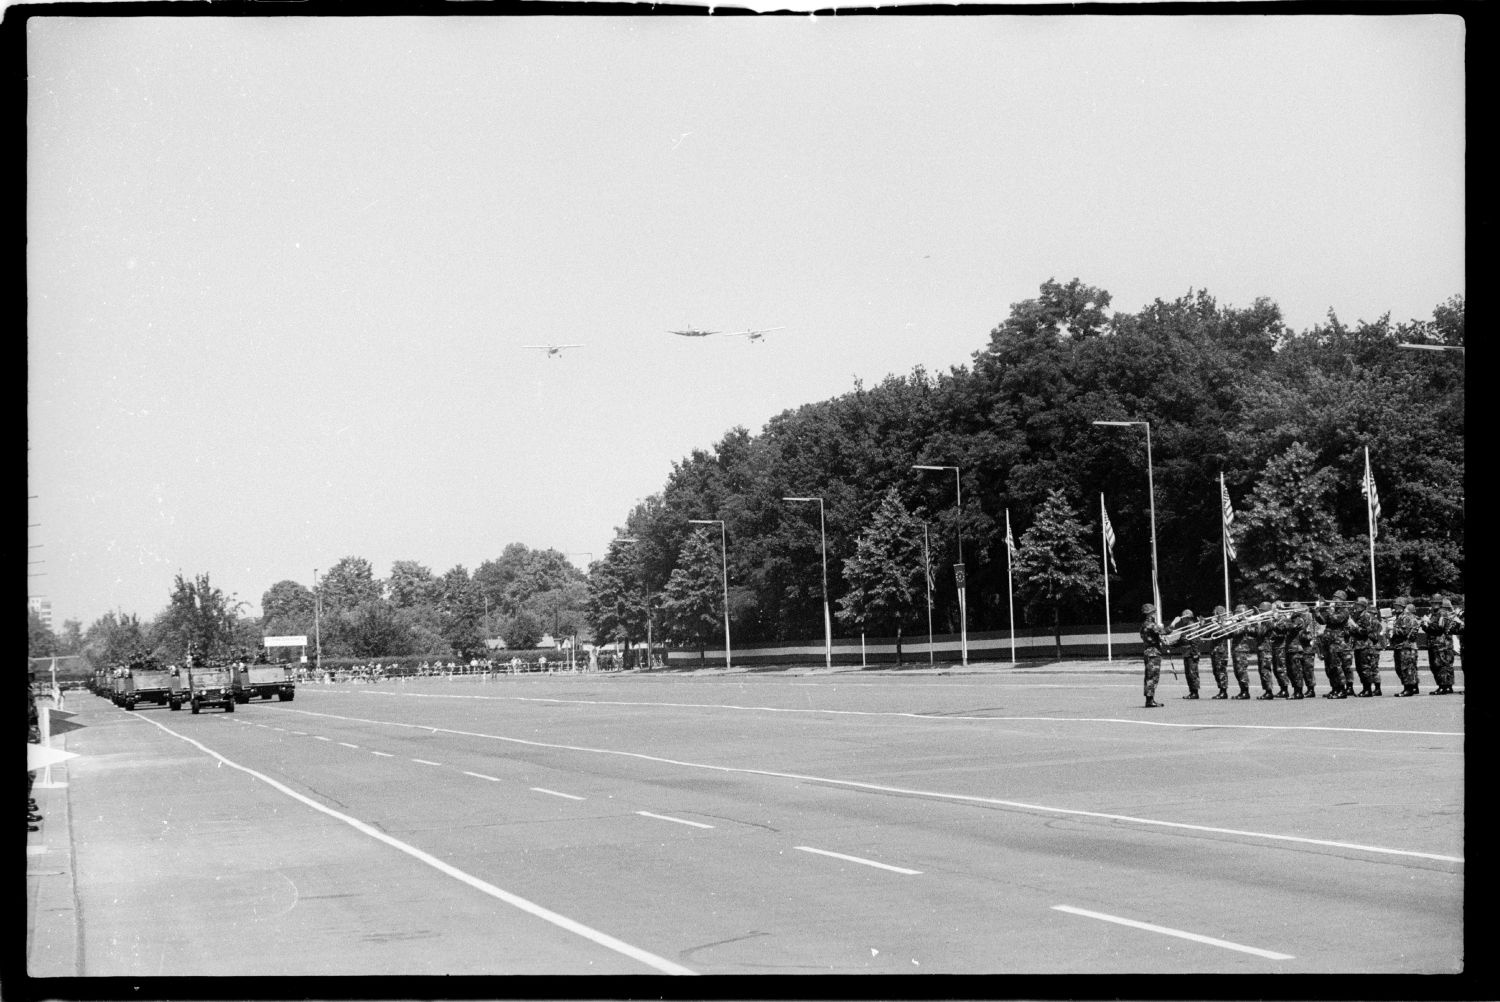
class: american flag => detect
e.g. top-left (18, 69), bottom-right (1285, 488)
top-left (1362, 450), bottom-right (1381, 538)
top-left (1101, 502), bottom-right (1118, 574)
top-left (1005, 510), bottom-right (1018, 562)
top-left (1220, 474), bottom-right (1236, 561)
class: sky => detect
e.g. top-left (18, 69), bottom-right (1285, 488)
top-left (26, 13), bottom-right (1464, 628)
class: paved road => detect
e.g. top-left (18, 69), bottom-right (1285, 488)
top-left (27, 664), bottom-right (1464, 977)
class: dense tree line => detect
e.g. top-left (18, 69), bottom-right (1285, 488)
top-left (586, 279), bottom-right (1464, 657)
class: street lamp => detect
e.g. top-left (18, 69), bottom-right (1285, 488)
top-left (783, 496), bottom-right (832, 670)
top-left (912, 464), bottom-right (966, 666)
top-left (313, 568), bottom-right (322, 674)
top-left (1092, 420), bottom-right (1160, 625)
top-left (688, 519), bottom-right (731, 670)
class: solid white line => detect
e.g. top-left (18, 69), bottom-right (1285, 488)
top-left (1052, 905), bottom-right (1293, 960)
top-left (354, 691), bottom-right (1460, 737)
top-left (532, 787), bottom-right (585, 801)
top-left (370, 750), bottom-right (393, 757)
top-left (289, 708), bottom-right (1464, 864)
top-left (464, 771), bottom-right (501, 782)
top-left (133, 715), bottom-right (696, 976)
top-left (637, 810), bottom-right (712, 829)
top-left (411, 758), bottom-right (442, 766)
top-left (795, 846), bottom-right (920, 875)
top-left (338, 742), bottom-right (360, 749)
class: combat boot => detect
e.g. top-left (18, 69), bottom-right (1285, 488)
top-left (1374, 684), bottom-right (1382, 696)
top-left (1211, 688), bottom-right (1228, 700)
top-left (1144, 699), bottom-right (1164, 708)
top-left (1291, 691), bottom-right (1304, 700)
top-left (1181, 691), bottom-right (1199, 699)
top-left (1356, 687), bottom-right (1373, 697)
top-left (1278, 689), bottom-right (1289, 698)
top-left (1233, 688), bottom-right (1251, 699)
top-left (1257, 692), bottom-right (1275, 700)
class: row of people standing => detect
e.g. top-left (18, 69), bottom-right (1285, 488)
top-left (1138, 592), bottom-right (1462, 708)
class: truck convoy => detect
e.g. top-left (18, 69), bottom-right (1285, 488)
top-left (234, 655), bottom-right (296, 702)
top-left (181, 648), bottom-right (235, 714)
top-left (111, 655), bottom-right (177, 711)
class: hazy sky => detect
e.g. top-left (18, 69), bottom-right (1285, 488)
top-left (26, 14), bottom-right (1464, 628)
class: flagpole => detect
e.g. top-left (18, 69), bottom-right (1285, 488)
top-left (1100, 494), bottom-right (1112, 662)
top-left (1364, 446), bottom-right (1378, 605)
top-left (1220, 471), bottom-right (1233, 669)
top-left (1005, 509), bottom-right (1017, 665)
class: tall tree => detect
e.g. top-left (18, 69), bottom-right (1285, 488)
top-left (150, 573), bottom-right (247, 660)
top-left (660, 529), bottom-right (727, 657)
top-left (319, 557), bottom-right (382, 615)
top-left (261, 580), bottom-right (315, 637)
top-left (387, 560), bottom-right (439, 609)
top-left (835, 489), bottom-right (928, 665)
top-left (27, 608), bottom-right (55, 659)
top-left (82, 611), bottom-right (147, 669)
top-left (1014, 489), bottom-right (1103, 660)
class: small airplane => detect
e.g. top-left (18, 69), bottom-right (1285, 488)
top-left (667, 328), bottom-right (719, 338)
top-left (720, 326), bottom-right (786, 343)
top-left (523, 344), bottom-right (584, 357)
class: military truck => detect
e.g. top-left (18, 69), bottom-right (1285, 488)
top-left (185, 663), bottom-right (236, 714)
top-left (239, 656), bottom-right (296, 702)
top-left (114, 660), bottom-right (176, 711)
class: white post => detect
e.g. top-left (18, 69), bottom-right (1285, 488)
top-left (1005, 509), bottom-right (1017, 665)
top-left (1365, 446), bottom-right (1379, 606)
top-left (1221, 471), bottom-right (1234, 670)
top-left (1101, 493), bottom-right (1113, 662)
top-left (923, 524), bottom-right (934, 666)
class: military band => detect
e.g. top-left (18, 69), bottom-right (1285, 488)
top-left (1146, 594), bottom-right (1461, 705)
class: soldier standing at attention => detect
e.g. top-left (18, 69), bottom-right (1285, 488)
top-left (1139, 604), bottom-right (1166, 708)
top-left (1253, 601), bottom-right (1286, 699)
top-left (1289, 602), bottom-right (1318, 699)
top-left (1228, 604), bottom-right (1253, 699)
top-left (1315, 591), bottom-right (1353, 698)
top-left (1423, 597), bottom-right (1459, 695)
top-left (1390, 597), bottom-right (1421, 696)
top-left (1168, 609), bottom-right (1201, 699)
top-left (1350, 597), bottom-right (1383, 696)
top-left (1271, 602), bottom-right (1299, 698)
top-left (1208, 605), bottom-right (1231, 699)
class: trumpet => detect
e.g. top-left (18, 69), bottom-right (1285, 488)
top-left (1166, 607), bottom-right (1278, 647)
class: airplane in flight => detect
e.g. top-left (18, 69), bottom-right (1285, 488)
top-left (667, 328), bottom-right (719, 338)
top-left (720, 326), bottom-right (787, 343)
top-left (523, 344), bottom-right (585, 357)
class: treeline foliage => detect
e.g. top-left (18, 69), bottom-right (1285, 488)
top-left (588, 279), bottom-right (1463, 655)
top-left (61, 545), bottom-right (589, 670)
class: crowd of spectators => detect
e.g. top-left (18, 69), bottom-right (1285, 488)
top-left (295, 651), bottom-right (649, 683)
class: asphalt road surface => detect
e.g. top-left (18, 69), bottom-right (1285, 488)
top-left (28, 667), bottom-right (1464, 977)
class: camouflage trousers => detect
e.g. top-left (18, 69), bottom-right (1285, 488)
top-left (1180, 654), bottom-right (1201, 694)
top-left (1257, 650), bottom-right (1287, 695)
top-left (1324, 648), bottom-right (1352, 693)
top-left (1209, 648), bottom-right (1229, 691)
top-left (1394, 648), bottom-right (1420, 691)
top-left (1274, 648), bottom-right (1303, 696)
top-left (1353, 649), bottom-right (1380, 691)
top-left (1230, 650), bottom-right (1252, 692)
top-left (1295, 652), bottom-right (1318, 694)
top-left (1143, 655), bottom-right (1161, 701)
top-left (1428, 648), bottom-right (1456, 690)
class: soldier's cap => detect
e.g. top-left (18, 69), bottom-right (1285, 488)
top-left (1180, 608), bottom-right (1193, 619)
top-left (1141, 603), bottom-right (1155, 614)
top-left (1258, 601), bottom-right (1272, 612)
top-left (1441, 598), bottom-right (1453, 609)
top-left (1405, 604), bottom-right (1417, 613)
top-left (1234, 604), bottom-right (1248, 613)
top-left (1213, 605), bottom-right (1227, 615)
top-left (1355, 596), bottom-right (1369, 606)
top-left (1333, 590), bottom-right (1347, 600)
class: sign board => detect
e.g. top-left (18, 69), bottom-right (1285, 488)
top-left (953, 563), bottom-right (966, 588)
top-left (263, 635), bottom-right (308, 648)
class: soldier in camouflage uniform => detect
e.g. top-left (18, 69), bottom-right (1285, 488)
top-left (1206, 606), bottom-right (1231, 698)
top-left (1423, 597), bottom-right (1459, 695)
top-left (1168, 609), bottom-right (1201, 699)
top-left (1139, 604), bottom-right (1165, 708)
top-left (1271, 602), bottom-right (1300, 697)
top-left (1289, 602), bottom-right (1318, 698)
top-left (1390, 597), bottom-right (1421, 696)
top-left (1253, 601), bottom-right (1287, 699)
top-left (1350, 597), bottom-right (1383, 696)
top-left (1315, 591), bottom-right (1353, 698)
top-left (1228, 604), bottom-right (1253, 699)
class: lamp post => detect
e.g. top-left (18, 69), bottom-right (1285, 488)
top-left (783, 496), bottom-right (832, 670)
top-left (1092, 420), bottom-right (1160, 625)
top-left (913, 464), bottom-right (966, 666)
top-left (313, 568), bottom-right (322, 674)
top-left (688, 519), bottom-right (731, 670)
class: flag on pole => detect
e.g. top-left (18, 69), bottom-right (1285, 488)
top-left (1005, 510), bottom-right (1018, 562)
top-left (1362, 451), bottom-right (1381, 539)
top-left (1220, 474), bottom-right (1236, 561)
top-left (1101, 502), bottom-right (1118, 574)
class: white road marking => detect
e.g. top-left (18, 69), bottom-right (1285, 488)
top-left (290, 708), bottom-right (1465, 864)
top-left (532, 787), bottom-right (584, 801)
top-left (133, 715), bottom-right (697, 976)
top-left (637, 810), bottom-right (712, 829)
top-left (271, 727), bottom-right (286, 731)
top-left (464, 771), bottom-right (501, 782)
top-left (795, 846), bottom-right (920, 875)
top-left (411, 758), bottom-right (442, 766)
top-left (313, 736), bottom-right (331, 742)
top-left (1052, 905), bottom-right (1293, 960)
top-left (337, 742), bottom-right (359, 749)
top-left (370, 751), bottom-right (393, 757)
top-left (353, 691), bottom-right (1459, 737)
top-left (289, 731), bottom-right (306, 735)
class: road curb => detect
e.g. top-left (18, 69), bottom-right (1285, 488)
top-left (27, 741), bottom-right (80, 978)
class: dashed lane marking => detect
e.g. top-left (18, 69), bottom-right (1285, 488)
top-left (464, 771), bottom-right (501, 782)
top-left (338, 742), bottom-right (359, 749)
top-left (1052, 905), bottom-right (1293, 960)
top-left (795, 846), bottom-right (920, 875)
top-left (411, 758), bottom-right (443, 766)
top-left (532, 787), bottom-right (585, 801)
top-left (370, 751), bottom-right (393, 757)
top-left (637, 811), bottom-right (712, 829)
top-left (313, 736), bottom-right (331, 742)
top-left (287, 708), bottom-right (1465, 865)
top-left (131, 714), bottom-right (697, 976)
